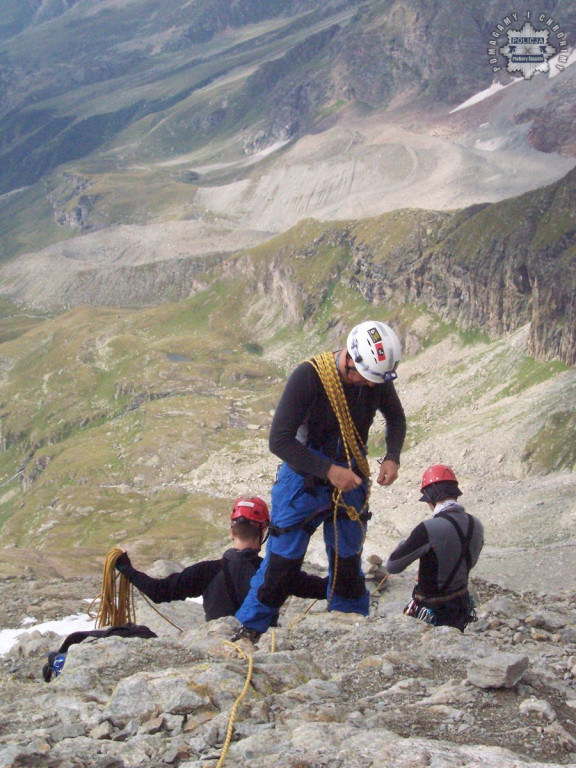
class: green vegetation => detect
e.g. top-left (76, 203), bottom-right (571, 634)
top-left (0, 0), bottom-right (361, 258)
top-left (0, 293), bottom-right (282, 564)
top-left (0, 298), bottom-right (48, 343)
top-left (0, 263), bottom-right (572, 575)
top-left (521, 410), bottom-right (576, 474)
top-left (243, 342), bottom-right (264, 355)
top-left (500, 358), bottom-right (569, 398)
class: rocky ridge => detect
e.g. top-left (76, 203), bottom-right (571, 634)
top-left (3, 158), bottom-right (575, 366)
top-left (1, 564), bottom-right (576, 768)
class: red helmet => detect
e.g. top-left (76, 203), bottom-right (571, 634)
top-left (420, 464), bottom-right (458, 490)
top-left (419, 465), bottom-right (460, 502)
top-left (231, 497), bottom-right (270, 530)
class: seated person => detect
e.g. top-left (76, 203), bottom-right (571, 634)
top-left (386, 465), bottom-right (484, 632)
top-left (116, 496), bottom-right (328, 621)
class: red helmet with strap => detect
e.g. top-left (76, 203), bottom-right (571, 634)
top-left (231, 497), bottom-right (270, 530)
top-left (419, 464), bottom-right (460, 503)
top-left (420, 464), bottom-right (458, 491)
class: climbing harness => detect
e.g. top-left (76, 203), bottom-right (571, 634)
top-left (413, 584), bottom-right (469, 604)
top-left (404, 513), bottom-right (478, 629)
top-left (436, 512), bottom-right (475, 593)
top-left (403, 598), bottom-right (437, 625)
top-left (268, 503), bottom-right (371, 538)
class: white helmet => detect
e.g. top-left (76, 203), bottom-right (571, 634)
top-left (346, 321), bottom-right (401, 383)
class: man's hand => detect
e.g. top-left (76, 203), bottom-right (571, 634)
top-left (115, 551), bottom-right (132, 573)
top-left (377, 459), bottom-right (399, 486)
top-left (327, 465), bottom-right (363, 492)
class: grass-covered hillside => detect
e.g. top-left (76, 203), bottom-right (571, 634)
top-left (0, 290), bottom-right (286, 575)
top-left (0, 264), bottom-right (574, 579)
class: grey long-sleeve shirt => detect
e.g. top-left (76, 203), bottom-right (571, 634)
top-left (386, 503), bottom-right (484, 596)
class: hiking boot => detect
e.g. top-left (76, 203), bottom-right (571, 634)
top-left (230, 625), bottom-right (261, 644)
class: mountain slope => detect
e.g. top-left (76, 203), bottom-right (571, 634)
top-left (0, 244), bottom-right (574, 588)
top-left (2, 166), bottom-right (574, 366)
top-left (0, 0), bottom-right (574, 594)
top-left (0, 0), bottom-right (575, 265)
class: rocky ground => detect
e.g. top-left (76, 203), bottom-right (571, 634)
top-left (1, 559), bottom-right (576, 768)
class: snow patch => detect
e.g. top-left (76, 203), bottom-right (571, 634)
top-left (0, 612), bottom-right (96, 656)
top-left (549, 47), bottom-right (576, 77)
top-left (474, 136), bottom-right (510, 152)
top-left (450, 81), bottom-right (516, 114)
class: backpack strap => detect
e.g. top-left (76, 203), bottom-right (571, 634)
top-left (58, 623), bottom-right (157, 653)
top-left (437, 513), bottom-right (475, 593)
top-left (220, 557), bottom-right (242, 612)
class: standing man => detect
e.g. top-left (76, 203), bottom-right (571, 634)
top-left (233, 320), bottom-right (406, 642)
top-left (386, 465), bottom-right (484, 632)
top-left (115, 496), bottom-right (328, 622)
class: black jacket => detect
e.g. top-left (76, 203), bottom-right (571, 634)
top-left (117, 548), bottom-right (328, 621)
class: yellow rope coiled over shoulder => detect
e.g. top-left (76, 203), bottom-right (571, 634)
top-left (307, 351), bottom-right (371, 516)
top-left (307, 352), bottom-right (372, 604)
top-left (308, 352), bottom-right (370, 480)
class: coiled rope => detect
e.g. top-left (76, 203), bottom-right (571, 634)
top-left (307, 351), bottom-right (371, 605)
top-left (308, 352), bottom-right (370, 483)
top-left (89, 547), bottom-right (185, 632)
top-left (89, 547), bottom-right (136, 628)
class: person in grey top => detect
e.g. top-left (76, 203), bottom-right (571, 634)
top-left (386, 464), bottom-right (484, 632)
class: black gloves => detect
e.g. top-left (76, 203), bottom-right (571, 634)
top-left (115, 551), bottom-right (132, 574)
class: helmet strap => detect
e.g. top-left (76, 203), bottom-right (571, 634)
top-left (344, 352), bottom-right (355, 377)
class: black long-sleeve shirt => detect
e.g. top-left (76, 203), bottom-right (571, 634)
top-left (118, 548), bottom-right (328, 621)
top-left (269, 358), bottom-right (406, 480)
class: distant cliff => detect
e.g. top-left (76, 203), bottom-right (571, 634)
top-left (2, 168), bottom-right (574, 366)
top-left (353, 170), bottom-right (576, 366)
top-left (233, 167), bottom-right (576, 366)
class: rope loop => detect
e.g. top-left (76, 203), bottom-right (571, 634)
top-left (308, 352), bottom-right (370, 481)
top-left (89, 547), bottom-right (136, 628)
top-left (306, 351), bottom-right (374, 608)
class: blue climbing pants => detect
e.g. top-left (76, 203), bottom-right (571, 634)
top-left (235, 462), bottom-right (370, 634)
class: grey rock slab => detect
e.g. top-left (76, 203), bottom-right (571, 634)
top-left (467, 652), bottom-right (529, 689)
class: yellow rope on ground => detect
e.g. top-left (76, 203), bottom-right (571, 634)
top-left (308, 352), bottom-right (371, 606)
top-left (216, 641), bottom-right (254, 768)
top-left (287, 598), bottom-right (318, 631)
top-left (138, 591), bottom-right (184, 633)
top-left (88, 547), bottom-right (136, 628)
